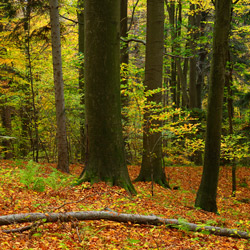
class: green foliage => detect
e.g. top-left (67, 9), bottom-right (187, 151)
top-left (0, 0), bottom-right (249, 168)
top-left (221, 134), bottom-right (249, 162)
top-left (19, 160), bottom-right (45, 192)
top-left (18, 160), bottom-right (71, 192)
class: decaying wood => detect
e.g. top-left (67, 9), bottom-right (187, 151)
top-left (1, 211), bottom-right (249, 239)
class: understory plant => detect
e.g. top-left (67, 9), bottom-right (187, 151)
top-left (18, 160), bottom-right (71, 192)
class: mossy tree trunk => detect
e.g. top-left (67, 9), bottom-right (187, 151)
top-left (135, 0), bottom-right (169, 188)
top-left (195, 0), bottom-right (231, 213)
top-left (78, 0), bottom-right (136, 195)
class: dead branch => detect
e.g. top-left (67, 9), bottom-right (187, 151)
top-left (1, 211), bottom-right (249, 239)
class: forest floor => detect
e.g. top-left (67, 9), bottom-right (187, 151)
top-left (0, 160), bottom-right (249, 250)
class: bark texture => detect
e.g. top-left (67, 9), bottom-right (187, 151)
top-left (1, 211), bottom-right (249, 239)
top-left (77, 0), bottom-right (85, 163)
top-left (135, 0), bottom-right (169, 188)
top-left (78, 0), bottom-right (135, 194)
top-left (49, 0), bottom-right (69, 173)
top-left (195, 0), bottom-right (232, 212)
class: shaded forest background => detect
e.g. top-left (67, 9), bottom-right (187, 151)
top-left (0, 1), bottom-right (250, 248)
top-left (0, 0), bottom-right (249, 167)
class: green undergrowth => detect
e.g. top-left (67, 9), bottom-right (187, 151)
top-left (17, 160), bottom-right (73, 192)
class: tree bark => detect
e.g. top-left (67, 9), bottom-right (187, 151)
top-left (188, 4), bottom-right (197, 109)
top-left (120, 0), bottom-right (131, 163)
top-left (1, 211), bottom-right (249, 239)
top-left (77, 0), bottom-right (85, 163)
top-left (1, 105), bottom-right (13, 159)
top-left (49, 0), bottom-right (69, 173)
top-left (135, 0), bottom-right (169, 188)
top-left (195, 0), bottom-right (232, 213)
top-left (166, 0), bottom-right (177, 105)
top-left (78, 0), bottom-right (136, 194)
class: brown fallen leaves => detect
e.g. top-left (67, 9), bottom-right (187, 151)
top-left (0, 160), bottom-right (249, 249)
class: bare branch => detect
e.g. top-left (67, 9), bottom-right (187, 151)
top-left (128, 0), bottom-right (140, 32)
top-left (59, 14), bottom-right (80, 25)
top-left (232, 0), bottom-right (240, 4)
top-left (120, 37), bottom-right (146, 45)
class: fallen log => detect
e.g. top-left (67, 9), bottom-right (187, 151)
top-left (1, 210), bottom-right (249, 239)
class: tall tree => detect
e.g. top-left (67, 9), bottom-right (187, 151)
top-left (77, 0), bottom-right (85, 163)
top-left (120, 0), bottom-right (132, 163)
top-left (135, 0), bottom-right (169, 188)
top-left (166, 0), bottom-right (177, 106)
top-left (78, 0), bottom-right (136, 194)
top-left (0, 1), bottom-right (14, 159)
top-left (188, 3), bottom-right (198, 109)
top-left (195, 0), bottom-right (232, 213)
top-left (49, 0), bottom-right (69, 173)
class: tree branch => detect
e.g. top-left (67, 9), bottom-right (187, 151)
top-left (59, 14), bottom-right (80, 25)
top-left (120, 37), bottom-right (146, 45)
top-left (1, 211), bottom-right (249, 239)
top-left (128, 0), bottom-right (140, 32)
top-left (120, 37), bottom-right (193, 59)
top-left (232, 0), bottom-right (240, 4)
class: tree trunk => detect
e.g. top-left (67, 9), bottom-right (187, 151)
top-left (20, 1), bottom-right (32, 158)
top-left (77, 0), bottom-right (85, 163)
top-left (1, 211), bottom-right (249, 239)
top-left (1, 105), bottom-right (13, 159)
top-left (195, 0), bottom-right (232, 213)
top-left (135, 0), bottom-right (169, 188)
top-left (188, 4), bottom-right (197, 109)
top-left (49, 0), bottom-right (69, 173)
top-left (78, 0), bottom-right (136, 194)
top-left (196, 10), bottom-right (208, 109)
top-left (120, 0), bottom-right (131, 163)
top-left (166, 1), bottom-right (177, 105)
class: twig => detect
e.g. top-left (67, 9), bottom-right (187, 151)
top-left (76, 226), bottom-right (82, 242)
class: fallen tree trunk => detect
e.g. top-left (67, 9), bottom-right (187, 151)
top-left (1, 210), bottom-right (249, 239)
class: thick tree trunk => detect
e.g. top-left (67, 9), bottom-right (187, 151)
top-left (135, 0), bottom-right (169, 188)
top-left (78, 0), bottom-right (136, 194)
top-left (49, 0), bottom-right (69, 173)
top-left (195, 0), bottom-right (232, 213)
top-left (1, 211), bottom-right (249, 239)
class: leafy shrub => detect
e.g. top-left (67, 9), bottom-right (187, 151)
top-left (19, 160), bottom-right (70, 192)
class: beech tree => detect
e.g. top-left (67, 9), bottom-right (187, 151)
top-left (78, 0), bottom-right (136, 194)
top-left (195, 0), bottom-right (232, 213)
top-left (49, 0), bottom-right (69, 173)
top-left (135, 0), bottom-right (169, 188)
top-left (77, 0), bottom-right (85, 163)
